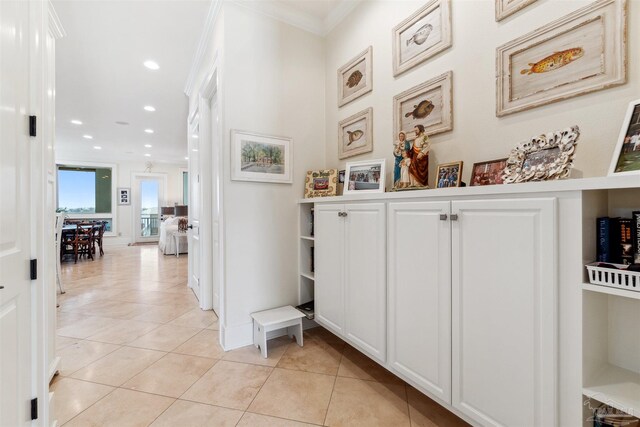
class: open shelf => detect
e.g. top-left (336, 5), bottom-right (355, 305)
top-left (583, 363), bottom-right (640, 417)
top-left (582, 282), bottom-right (640, 300)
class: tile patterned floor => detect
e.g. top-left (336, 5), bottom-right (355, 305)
top-left (53, 245), bottom-right (469, 426)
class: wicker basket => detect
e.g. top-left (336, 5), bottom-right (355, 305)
top-left (585, 262), bottom-right (640, 293)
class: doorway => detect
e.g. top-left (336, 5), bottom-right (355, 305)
top-left (132, 173), bottom-right (167, 243)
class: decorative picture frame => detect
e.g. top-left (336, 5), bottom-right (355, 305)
top-left (231, 130), bottom-right (292, 184)
top-left (394, 71), bottom-right (452, 139)
top-left (338, 46), bottom-right (373, 107)
top-left (495, 0), bottom-right (538, 21)
top-left (118, 188), bottom-right (130, 205)
top-left (470, 158), bottom-right (509, 186)
top-left (496, 0), bottom-right (627, 117)
top-left (502, 125), bottom-right (580, 184)
top-left (344, 159), bottom-right (386, 195)
top-left (338, 107), bottom-right (373, 160)
top-left (435, 161), bottom-right (463, 188)
top-left (304, 169), bottom-right (338, 198)
top-left (608, 98), bottom-right (640, 176)
top-left (392, 0), bottom-right (452, 76)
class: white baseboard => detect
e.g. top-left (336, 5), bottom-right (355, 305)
top-left (48, 356), bottom-right (60, 384)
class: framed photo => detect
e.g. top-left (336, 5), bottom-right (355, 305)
top-left (496, 0), bottom-right (627, 116)
top-left (608, 99), bottom-right (640, 176)
top-left (502, 125), bottom-right (580, 184)
top-left (470, 158), bottom-right (508, 186)
top-left (339, 107), bottom-right (373, 160)
top-left (394, 71), bottom-right (452, 139)
top-left (495, 0), bottom-right (538, 21)
top-left (231, 130), bottom-right (292, 183)
top-left (392, 0), bottom-right (451, 76)
top-left (344, 159), bottom-right (386, 195)
top-left (435, 161), bottom-right (463, 188)
top-left (304, 169), bottom-right (338, 198)
top-left (118, 188), bottom-right (130, 205)
top-left (338, 46), bottom-right (373, 107)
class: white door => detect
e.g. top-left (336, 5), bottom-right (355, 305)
top-left (388, 201), bottom-right (451, 402)
top-left (314, 204), bottom-right (345, 335)
top-left (0, 1), bottom-right (34, 425)
top-left (188, 119), bottom-right (201, 299)
top-left (451, 198), bottom-right (557, 427)
top-left (133, 175), bottom-right (165, 242)
top-left (209, 92), bottom-right (221, 314)
top-left (344, 203), bottom-right (386, 363)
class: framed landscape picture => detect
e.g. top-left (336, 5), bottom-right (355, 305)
top-left (231, 130), bottom-right (292, 183)
top-left (394, 71), bottom-right (452, 139)
top-left (304, 169), bottom-right (338, 198)
top-left (344, 159), bottom-right (386, 195)
top-left (392, 0), bottom-right (451, 76)
top-left (496, 0), bottom-right (627, 117)
top-left (495, 0), bottom-right (538, 21)
top-left (338, 46), bottom-right (373, 107)
top-left (338, 107), bottom-right (373, 160)
top-left (608, 99), bottom-right (640, 176)
top-left (470, 158), bottom-right (508, 186)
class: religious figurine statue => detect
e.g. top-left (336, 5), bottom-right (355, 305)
top-left (409, 124), bottom-right (430, 188)
top-left (392, 125), bottom-right (430, 191)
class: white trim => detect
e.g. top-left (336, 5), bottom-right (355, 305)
top-left (325, 0), bottom-right (363, 34)
top-left (221, 321), bottom-right (254, 350)
top-left (48, 2), bottom-right (65, 39)
top-left (184, 0), bottom-right (222, 96)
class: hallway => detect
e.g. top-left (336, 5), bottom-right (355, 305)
top-left (53, 245), bottom-right (467, 426)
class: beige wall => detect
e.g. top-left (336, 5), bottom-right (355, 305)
top-left (325, 0), bottom-right (640, 187)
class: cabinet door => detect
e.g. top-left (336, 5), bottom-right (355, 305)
top-left (388, 201), bottom-right (451, 403)
top-left (451, 198), bottom-right (557, 427)
top-left (344, 203), bottom-right (386, 362)
top-left (315, 204), bottom-right (345, 335)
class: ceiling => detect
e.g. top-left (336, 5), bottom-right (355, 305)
top-left (53, 0), bottom-right (210, 165)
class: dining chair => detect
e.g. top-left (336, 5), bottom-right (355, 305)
top-left (73, 224), bottom-right (93, 262)
top-left (55, 213), bottom-right (66, 294)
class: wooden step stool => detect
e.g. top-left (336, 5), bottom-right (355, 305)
top-left (251, 305), bottom-right (305, 358)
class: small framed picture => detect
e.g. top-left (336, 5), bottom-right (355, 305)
top-left (118, 188), bottom-right (130, 205)
top-left (608, 99), bottom-right (640, 176)
top-left (304, 169), bottom-right (338, 198)
top-left (344, 159), bottom-right (386, 195)
top-left (231, 130), bottom-right (292, 184)
top-left (339, 107), bottom-right (373, 160)
top-left (435, 161), bottom-right (463, 188)
top-left (338, 46), bottom-right (373, 107)
top-left (470, 158), bottom-right (508, 186)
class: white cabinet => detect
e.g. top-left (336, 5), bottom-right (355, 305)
top-left (451, 198), bottom-right (557, 427)
top-left (388, 201), bottom-right (451, 403)
top-left (315, 203), bottom-right (386, 362)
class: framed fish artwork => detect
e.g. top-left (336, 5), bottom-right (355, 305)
top-left (495, 0), bottom-right (538, 22)
top-left (338, 46), bottom-right (373, 107)
top-left (392, 0), bottom-right (452, 77)
top-left (394, 71), bottom-right (452, 140)
top-left (338, 107), bottom-right (373, 160)
top-left (496, 0), bottom-right (627, 117)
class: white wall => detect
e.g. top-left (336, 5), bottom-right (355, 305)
top-left (325, 0), bottom-right (640, 187)
top-left (221, 3), bottom-right (326, 342)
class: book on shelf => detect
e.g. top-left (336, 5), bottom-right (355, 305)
top-left (633, 211), bottom-right (640, 264)
top-left (619, 218), bottom-right (634, 265)
top-left (597, 217), bottom-right (613, 262)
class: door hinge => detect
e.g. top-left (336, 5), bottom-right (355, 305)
top-left (30, 259), bottom-right (37, 280)
top-left (31, 398), bottom-right (38, 420)
top-left (29, 116), bottom-right (37, 137)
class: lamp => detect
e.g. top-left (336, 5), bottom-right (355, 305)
top-left (174, 205), bottom-right (188, 217)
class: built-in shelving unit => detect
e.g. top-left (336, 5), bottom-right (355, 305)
top-left (581, 188), bottom-right (640, 423)
top-left (297, 203), bottom-right (315, 320)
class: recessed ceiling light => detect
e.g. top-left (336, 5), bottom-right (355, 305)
top-left (144, 144), bottom-right (152, 148)
top-left (143, 60), bottom-right (159, 70)
top-left (184, 157), bottom-right (189, 160)
top-left (192, 134), bottom-right (199, 139)
top-left (144, 129), bottom-right (154, 134)
top-left (115, 121), bottom-right (130, 126)
top-left (144, 105), bottom-right (156, 112)
top-left (93, 146), bottom-right (102, 150)
top-left (144, 153), bottom-right (151, 157)
top-left (83, 135), bottom-right (93, 139)
top-left (70, 119), bottom-right (82, 125)
top-left (192, 148), bottom-right (199, 152)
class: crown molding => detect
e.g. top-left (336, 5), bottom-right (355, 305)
top-left (48, 2), bottom-right (66, 39)
top-left (324, 0), bottom-right (362, 34)
top-left (184, 0), bottom-right (223, 96)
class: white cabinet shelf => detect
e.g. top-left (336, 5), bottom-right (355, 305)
top-left (300, 272), bottom-right (314, 281)
top-left (583, 363), bottom-right (640, 417)
top-left (582, 283), bottom-right (640, 300)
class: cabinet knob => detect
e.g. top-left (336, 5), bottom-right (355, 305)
top-left (439, 214), bottom-right (448, 221)
top-left (450, 214), bottom-right (459, 221)
top-left (337, 212), bottom-right (348, 217)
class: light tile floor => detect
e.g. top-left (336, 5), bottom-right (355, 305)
top-left (53, 245), bottom-right (469, 426)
